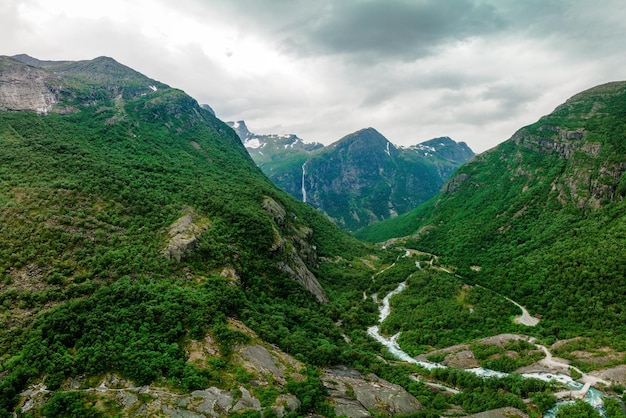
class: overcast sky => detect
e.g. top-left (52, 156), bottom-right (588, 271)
top-left (2, 0), bottom-right (626, 152)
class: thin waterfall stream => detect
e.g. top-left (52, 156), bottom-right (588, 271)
top-left (301, 162), bottom-right (307, 203)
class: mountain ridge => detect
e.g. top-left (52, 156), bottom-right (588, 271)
top-left (232, 122), bottom-right (474, 231)
top-left (4, 54), bottom-right (626, 417)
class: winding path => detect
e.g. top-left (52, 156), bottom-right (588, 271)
top-left (505, 296), bottom-right (539, 326)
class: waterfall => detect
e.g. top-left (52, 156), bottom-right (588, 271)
top-left (301, 162), bottom-right (307, 203)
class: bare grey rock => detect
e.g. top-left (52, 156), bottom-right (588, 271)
top-left (263, 196), bottom-right (328, 303)
top-left (116, 391), bottom-right (139, 408)
top-left (263, 196), bottom-right (287, 226)
top-left (232, 387), bottom-right (261, 412)
top-left (463, 406), bottom-right (529, 418)
top-left (162, 405), bottom-right (205, 418)
top-left (0, 56), bottom-right (59, 114)
top-left (238, 344), bottom-right (287, 384)
top-left (443, 173), bottom-right (470, 193)
top-left (18, 383), bottom-right (48, 413)
top-left (333, 397), bottom-right (372, 418)
top-left (278, 257), bottom-right (328, 303)
top-left (273, 394), bottom-right (301, 417)
top-left (190, 387), bottom-right (233, 417)
top-left (162, 210), bottom-right (210, 262)
top-left (322, 366), bottom-right (422, 417)
top-left (445, 350), bottom-right (480, 369)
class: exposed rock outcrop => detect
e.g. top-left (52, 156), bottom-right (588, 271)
top-left (0, 56), bottom-right (59, 114)
top-left (442, 173), bottom-right (470, 193)
top-left (263, 196), bottom-right (328, 303)
top-left (464, 407), bottom-right (529, 418)
top-left (19, 335), bottom-right (423, 417)
top-left (238, 344), bottom-right (295, 385)
top-left (231, 387), bottom-right (261, 413)
top-left (162, 209), bottom-right (211, 262)
top-left (322, 366), bottom-right (422, 417)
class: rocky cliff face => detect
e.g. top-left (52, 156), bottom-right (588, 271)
top-left (262, 196), bottom-right (328, 303)
top-left (162, 209), bottom-right (211, 262)
top-left (322, 366), bottom-right (422, 416)
top-left (0, 56), bottom-right (60, 114)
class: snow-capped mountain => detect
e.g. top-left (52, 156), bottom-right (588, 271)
top-left (228, 122), bottom-right (474, 231)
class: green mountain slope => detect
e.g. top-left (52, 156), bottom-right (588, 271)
top-left (0, 55), bottom-right (386, 416)
top-left (356, 81), bottom-right (626, 343)
top-left (4, 55), bottom-right (621, 417)
top-left (302, 129), bottom-right (473, 231)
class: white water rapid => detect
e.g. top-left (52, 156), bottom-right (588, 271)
top-left (367, 281), bottom-right (443, 370)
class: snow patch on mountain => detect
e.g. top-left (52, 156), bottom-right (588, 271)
top-left (245, 138), bottom-right (263, 149)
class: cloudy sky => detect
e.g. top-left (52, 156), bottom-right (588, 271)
top-left (2, 0), bottom-right (626, 152)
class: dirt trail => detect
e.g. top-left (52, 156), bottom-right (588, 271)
top-left (530, 340), bottom-right (610, 398)
top-left (505, 296), bottom-right (540, 326)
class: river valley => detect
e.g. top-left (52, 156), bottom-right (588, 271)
top-left (367, 252), bottom-right (619, 417)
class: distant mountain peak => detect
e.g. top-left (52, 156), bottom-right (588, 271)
top-left (239, 124), bottom-right (474, 231)
top-left (409, 137), bottom-right (474, 163)
top-left (327, 127), bottom-right (393, 156)
top-left (226, 120), bottom-right (323, 155)
top-left (227, 120), bottom-right (253, 140)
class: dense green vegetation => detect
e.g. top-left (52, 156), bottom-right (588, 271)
top-left (356, 82), bottom-right (626, 349)
top-left (381, 267), bottom-right (520, 355)
top-left (0, 57), bottom-right (372, 416)
top-left (43, 392), bottom-right (103, 418)
top-left (556, 400), bottom-right (602, 417)
top-left (2, 56), bottom-right (624, 417)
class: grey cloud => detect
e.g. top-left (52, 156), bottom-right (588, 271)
top-left (480, 82), bottom-right (543, 111)
top-left (4, 0), bottom-right (626, 154)
top-left (281, 0), bottom-right (506, 61)
top-left (0, 0), bottom-right (38, 54)
top-left (491, 0), bottom-right (626, 57)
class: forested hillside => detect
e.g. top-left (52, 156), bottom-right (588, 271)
top-left (357, 81), bottom-right (626, 347)
top-left (0, 55), bottom-right (380, 416)
top-left (3, 55), bottom-right (626, 417)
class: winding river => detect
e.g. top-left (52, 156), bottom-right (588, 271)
top-left (367, 279), bottom-right (606, 416)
